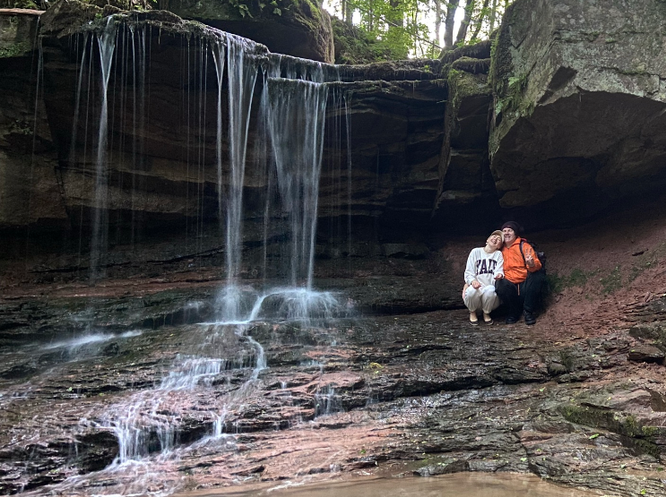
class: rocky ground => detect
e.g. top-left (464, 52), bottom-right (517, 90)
top-left (3, 199), bottom-right (666, 496)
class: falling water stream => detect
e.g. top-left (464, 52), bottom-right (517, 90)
top-left (44, 15), bottom-right (352, 495)
top-left (89, 19), bottom-right (117, 283)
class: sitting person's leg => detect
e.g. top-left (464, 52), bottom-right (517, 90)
top-left (495, 278), bottom-right (521, 323)
top-left (522, 271), bottom-right (547, 325)
top-left (480, 285), bottom-right (500, 323)
top-left (463, 286), bottom-right (482, 324)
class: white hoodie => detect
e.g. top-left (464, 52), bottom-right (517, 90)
top-left (464, 247), bottom-right (504, 287)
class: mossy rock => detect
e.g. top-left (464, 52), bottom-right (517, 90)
top-left (331, 15), bottom-right (389, 64)
top-left (156, 0), bottom-right (334, 62)
top-left (0, 10), bottom-right (41, 57)
top-left (560, 403), bottom-right (664, 458)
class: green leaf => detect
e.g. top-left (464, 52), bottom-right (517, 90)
top-left (273, 7), bottom-right (281, 15)
top-left (589, 433), bottom-right (600, 440)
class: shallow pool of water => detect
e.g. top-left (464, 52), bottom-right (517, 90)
top-left (175, 472), bottom-right (601, 497)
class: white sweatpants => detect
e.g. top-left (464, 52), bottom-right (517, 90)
top-left (463, 285), bottom-right (500, 314)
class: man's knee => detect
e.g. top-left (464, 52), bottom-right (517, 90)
top-left (495, 278), bottom-right (514, 296)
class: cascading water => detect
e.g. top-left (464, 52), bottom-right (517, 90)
top-left (90, 19), bottom-right (117, 283)
top-left (39, 14), bottom-right (356, 496)
top-left (266, 77), bottom-right (328, 289)
top-left (217, 34), bottom-right (259, 321)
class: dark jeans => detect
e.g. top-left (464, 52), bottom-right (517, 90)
top-left (495, 271), bottom-right (546, 318)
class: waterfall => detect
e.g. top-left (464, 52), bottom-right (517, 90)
top-left (89, 19), bottom-right (117, 283)
top-left (60, 16), bottom-right (356, 479)
top-left (218, 33), bottom-right (258, 321)
top-left (266, 77), bottom-right (329, 288)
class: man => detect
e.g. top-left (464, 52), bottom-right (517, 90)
top-left (495, 221), bottom-right (545, 325)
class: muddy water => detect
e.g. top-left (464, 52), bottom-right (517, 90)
top-left (175, 473), bottom-right (600, 497)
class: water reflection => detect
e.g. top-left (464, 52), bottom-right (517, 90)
top-left (174, 473), bottom-right (600, 497)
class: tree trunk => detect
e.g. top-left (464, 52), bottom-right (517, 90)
top-left (489, 0), bottom-right (497, 32)
top-left (342, 0), bottom-right (353, 23)
top-left (443, 0), bottom-right (458, 48)
top-left (434, 0), bottom-right (442, 47)
top-left (469, 0), bottom-right (490, 41)
top-left (454, 0), bottom-right (475, 46)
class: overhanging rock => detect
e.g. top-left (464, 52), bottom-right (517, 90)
top-left (490, 0), bottom-right (666, 227)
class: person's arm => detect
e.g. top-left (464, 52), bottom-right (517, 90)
top-left (523, 243), bottom-right (542, 272)
top-left (464, 249), bottom-right (481, 287)
top-left (494, 252), bottom-right (504, 280)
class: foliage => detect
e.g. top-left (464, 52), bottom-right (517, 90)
top-left (3, 0), bottom-right (39, 8)
top-left (331, 15), bottom-right (392, 63)
top-left (345, 0), bottom-right (432, 60)
top-left (326, 0), bottom-right (514, 61)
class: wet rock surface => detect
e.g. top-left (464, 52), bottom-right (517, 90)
top-left (2, 271), bottom-right (666, 496)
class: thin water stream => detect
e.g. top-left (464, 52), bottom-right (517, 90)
top-left (55, 15), bottom-right (353, 485)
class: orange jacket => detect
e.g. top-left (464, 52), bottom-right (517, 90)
top-left (502, 237), bottom-right (542, 284)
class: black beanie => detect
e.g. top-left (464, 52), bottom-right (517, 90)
top-left (501, 221), bottom-right (523, 235)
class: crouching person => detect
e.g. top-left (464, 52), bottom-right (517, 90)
top-left (495, 221), bottom-right (546, 325)
top-left (463, 230), bottom-right (505, 325)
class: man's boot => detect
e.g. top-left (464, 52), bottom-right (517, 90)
top-left (524, 310), bottom-right (536, 325)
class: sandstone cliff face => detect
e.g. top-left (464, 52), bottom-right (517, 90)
top-left (0, 4), bottom-right (462, 272)
top-left (490, 0), bottom-right (666, 228)
top-left (0, 10), bottom-right (65, 245)
top-left (4, 0), bottom-right (666, 268)
top-left (157, 0), bottom-right (335, 63)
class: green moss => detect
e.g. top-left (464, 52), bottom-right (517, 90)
top-left (446, 66), bottom-right (490, 110)
top-left (559, 350), bottom-right (575, 372)
top-left (548, 266), bottom-right (623, 296)
top-left (494, 70), bottom-right (532, 120)
top-left (560, 405), bottom-right (662, 458)
top-left (0, 41), bottom-right (31, 58)
top-left (585, 31), bottom-right (600, 42)
top-left (546, 268), bottom-right (591, 295)
top-left (600, 265), bottom-right (622, 294)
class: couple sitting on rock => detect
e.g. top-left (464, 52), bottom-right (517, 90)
top-left (463, 221), bottom-right (545, 326)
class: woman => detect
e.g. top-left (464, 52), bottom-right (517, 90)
top-left (462, 230), bottom-right (504, 325)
